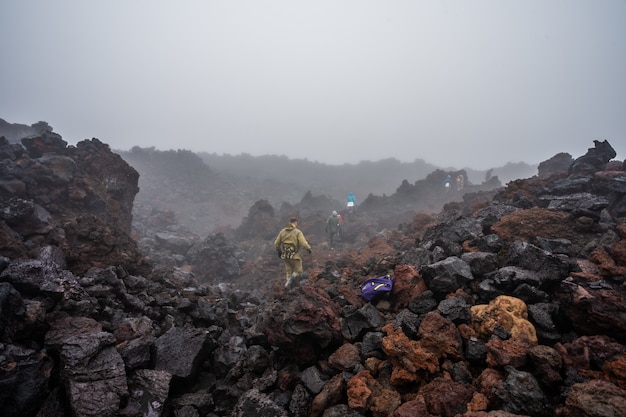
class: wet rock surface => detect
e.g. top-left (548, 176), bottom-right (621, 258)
top-left (0, 135), bottom-right (625, 416)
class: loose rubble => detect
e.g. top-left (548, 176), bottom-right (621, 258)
top-left (0, 134), bottom-right (625, 417)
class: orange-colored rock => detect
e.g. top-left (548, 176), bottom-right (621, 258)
top-left (363, 357), bottom-right (382, 374)
top-left (470, 295), bottom-right (538, 345)
top-left (589, 245), bottom-right (626, 277)
top-left (381, 323), bottom-right (439, 385)
top-left (603, 354), bottom-right (626, 389)
top-left (610, 239), bottom-right (626, 267)
top-left (347, 370), bottom-right (375, 412)
top-left (457, 323), bottom-right (478, 341)
top-left (466, 392), bottom-right (489, 412)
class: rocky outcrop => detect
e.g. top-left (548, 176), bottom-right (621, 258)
top-left (0, 135), bottom-right (625, 417)
top-left (0, 134), bottom-right (149, 275)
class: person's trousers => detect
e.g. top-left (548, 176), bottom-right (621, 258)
top-left (283, 258), bottom-right (302, 280)
top-left (328, 232), bottom-right (338, 248)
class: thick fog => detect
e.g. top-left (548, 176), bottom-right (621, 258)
top-left (1, 0), bottom-right (624, 169)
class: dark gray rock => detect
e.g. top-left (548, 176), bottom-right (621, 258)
top-left (230, 388), bottom-right (288, 417)
top-left (507, 241), bottom-right (571, 288)
top-left (212, 335), bottom-right (247, 376)
top-left (496, 366), bottom-right (551, 417)
top-left (568, 139), bottom-right (616, 176)
top-left (288, 384), bottom-right (312, 417)
top-left (492, 266), bottom-right (541, 292)
top-left (420, 256), bottom-right (474, 299)
top-left (407, 289), bottom-right (438, 315)
top-left (154, 327), bottom-right (213, 382)
top-left (512, 283), bottom-right (550, 304)
top-left (437, 296), bottom-right (471, 324)
top-left (185, 233), bottom-right (245, 283)
top-left (341, 303), bottom-right (385, 342)
top-left (122, 369), bottom-right (172, 417)
top-left (0, 343), bottom-right (53, 417)
top-left (0, 258), bottom-right (84, 300)
top-left (460, 251), bottom-right (500, 277)
top-left (301, 366), bottom-right (327, 395)
top-left (465, 337), bottom-right (487, 364)
top-left (321, 404), bottom-right (365, 417)
top-left (528, 303), bottom-right (561, 344)
top-left (60, 332), bottom-right (128, 417)
top-left (394, 309), bottom-right (422, 339)
top-left (361, 331), bottom-right (385, 360)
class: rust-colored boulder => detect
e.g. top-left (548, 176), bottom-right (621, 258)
top-left (381, 323), bottom-right (439, 385)
top-left (420, 377), bottom-right (475, 417)
top-left (347, 370), bottom-right (376, 412)
top-left (328, 343), bottom-right (361, 371)
top-left (555, 335), bottom-right (626, 382)
top-left (555, 379), bottom-right (626, 417)
top-left (610, 239), bottom-right (626, 266)
top-left (418, 311), bottom-right (464, 361)
top-left (603, 353), bottom-right (626, 390)
top-left (473, 368), bottom-right (505, 409)
top-left (390, 396), bottom-right (435, 417)
top-left (556, 277), bottom-right (626, 342)
top-left (261, 286), bottom-right (342, 363)
top-left (485, 338), bottom-right (531, 368)
top-left (589, 245), bottom-right (626, 277)
top-left (491, 207), bottom-right (594, 252)
top-left (390, 264), bottom-right (426, 310)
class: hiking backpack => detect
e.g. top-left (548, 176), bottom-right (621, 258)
top-left (360, 274), bottom-right (394, 301)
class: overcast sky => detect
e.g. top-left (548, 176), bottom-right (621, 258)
top-left (1, 1), bottom-right (624, 169)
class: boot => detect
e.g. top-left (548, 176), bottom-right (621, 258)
top-left (285, 272), bottom-right (298, 289)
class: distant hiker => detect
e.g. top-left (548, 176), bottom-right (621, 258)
top-left (456, 174), bottom-right (464, 191)
top-left (443, 175), bottom-right (452, 192)
top-left (274, 216), bottom-right (312, 289)
top-left (337, 212), bottom-right (344, 230)
top-left (325, 210), bottom-right (341, 249)
top-left (346, 192), bottom-right (357, 213)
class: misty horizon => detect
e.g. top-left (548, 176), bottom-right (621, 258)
top-left (1, 1), bottom-right (624, 170)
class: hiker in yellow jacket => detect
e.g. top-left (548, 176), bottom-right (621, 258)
top-left (274, 217), bottom-right (312, 288)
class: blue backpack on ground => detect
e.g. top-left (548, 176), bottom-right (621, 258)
top-left (361, 274), bottom-right (394, 301)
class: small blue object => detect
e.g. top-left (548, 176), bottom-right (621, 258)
top-left (360, 274), bottom-right (394, 301)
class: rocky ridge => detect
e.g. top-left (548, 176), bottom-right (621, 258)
top-left (0, 133), bottom-right (625, 417)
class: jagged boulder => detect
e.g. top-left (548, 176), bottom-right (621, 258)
top-left (261, 286), bottom-right (343, 363)
top-left (568, 139), bottom-right (617, 176)
top-left (0, 135), bottom-right (150, 275)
